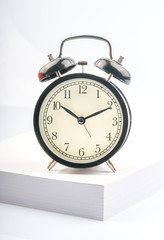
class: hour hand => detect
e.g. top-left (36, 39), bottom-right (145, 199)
top-left (85, 106), bottom-right (112, 120)
top-left (61, 105), bottom-right (79, 119)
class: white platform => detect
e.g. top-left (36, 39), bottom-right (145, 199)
top-left (0, 132), bottom-right (164, 220)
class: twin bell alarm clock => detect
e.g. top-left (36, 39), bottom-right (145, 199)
top-left (33, 35), bottom-right (131, 172)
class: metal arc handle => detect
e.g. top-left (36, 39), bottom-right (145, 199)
top-left (58, 35), bottom-right (113, 59)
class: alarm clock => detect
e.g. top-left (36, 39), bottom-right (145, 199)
top-left (34, 35), bottom-right (131, 172)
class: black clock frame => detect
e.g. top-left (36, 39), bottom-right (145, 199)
top-left (34, 73), bottom-right (131, 168)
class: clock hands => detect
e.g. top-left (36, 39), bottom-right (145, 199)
top-left (61, 105), bottom-right (91, 137)
top-left (61, 106), bottom-right (79, 119)
top-left (61, 105), bottom-right (111, 138)
top-left (54, 104), bottom-right (115, 171)
top-left (85, 106), bottom-right (112, 120)
top-left (83, 124), bottom-right (91, 138)
top-left (83, 106), bottom-right (112, 138)
top-left (62, 105), bottom-right (112, 122)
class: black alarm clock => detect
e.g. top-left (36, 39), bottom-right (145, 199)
top-left (34, 35), bottom-right (131, 172)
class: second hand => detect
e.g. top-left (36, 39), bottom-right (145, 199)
top-left (62, 105), bottom-right (92, 137)
top-left (83, 124), bottom-right (91, 138)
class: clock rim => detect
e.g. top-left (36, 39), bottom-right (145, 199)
top-left (33, 73), bottom-right (131, 168)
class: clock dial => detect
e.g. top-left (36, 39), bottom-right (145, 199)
top-left (34, 73), bottom-right (130, 168)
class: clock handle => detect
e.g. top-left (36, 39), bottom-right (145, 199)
top-left (38, 35), bottom-right (131, 84)
top-left (58, 35), bottom-right (113, 59)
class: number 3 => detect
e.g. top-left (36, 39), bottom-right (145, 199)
top-left (112, 117), bottom-right (118, 126)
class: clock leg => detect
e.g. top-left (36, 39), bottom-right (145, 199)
top-left (47, 159), bottom-right (57, 171)
top-left (106, 160), bottom-right (116, 173)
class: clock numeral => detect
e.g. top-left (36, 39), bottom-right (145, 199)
top-left (79, 147), bottom-right (85, 156)
top-left (64, 143), bottom-right (70, 151)
top-left (95, 144), bottom-right (101, 153)
top-left (106, 132), bottom-right (112, 141)
top-left (64, 90), bottom-right (71, 99)
top-left (107, 101), bottom-right (113, 108)
top-left (53, 101), bottom-right (61, 110)
top-left (79, 85), bottom-right (87, 94)
top-left (96, 90), bottom-right (100, 98)
top-left (52, 131), bottom-right (57, 140)
top-left (112, 117), bottom-right (118, 126)
top-left (47, 116), bottom-right (53, 124)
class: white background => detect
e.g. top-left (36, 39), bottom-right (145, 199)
top-left (1, 0), bottom-right (164, 108)
top-left (0, 0), bottom-right (164, 239)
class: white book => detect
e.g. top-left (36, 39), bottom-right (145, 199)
top-left (0, 132), bottom-right (164, 220)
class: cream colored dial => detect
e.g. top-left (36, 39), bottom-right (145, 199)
top-left (38, 76), bottom-right (124, 166)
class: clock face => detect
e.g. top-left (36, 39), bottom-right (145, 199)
top-left (34, 73), bottom-right (130, 168)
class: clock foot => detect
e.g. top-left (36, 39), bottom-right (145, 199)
top-left (106, 160), bottom-right (116, 173)
top-left (47, 160), bottom-right (57, 171)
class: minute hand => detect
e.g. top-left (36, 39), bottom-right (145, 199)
top-left (85, 107), bottom-right (112, 120)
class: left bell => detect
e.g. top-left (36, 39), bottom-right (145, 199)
top-left (38, 57), bottom-right (76, 82)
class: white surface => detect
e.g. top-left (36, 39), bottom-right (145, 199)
top-left (0, 131), bottom-right (163, 184)
top-left (1, 189), bottom-right (164, 240)
top-left (0, 132), bottom-right (164, 221)
top-left (0, 131), bottom-right (141, 184)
